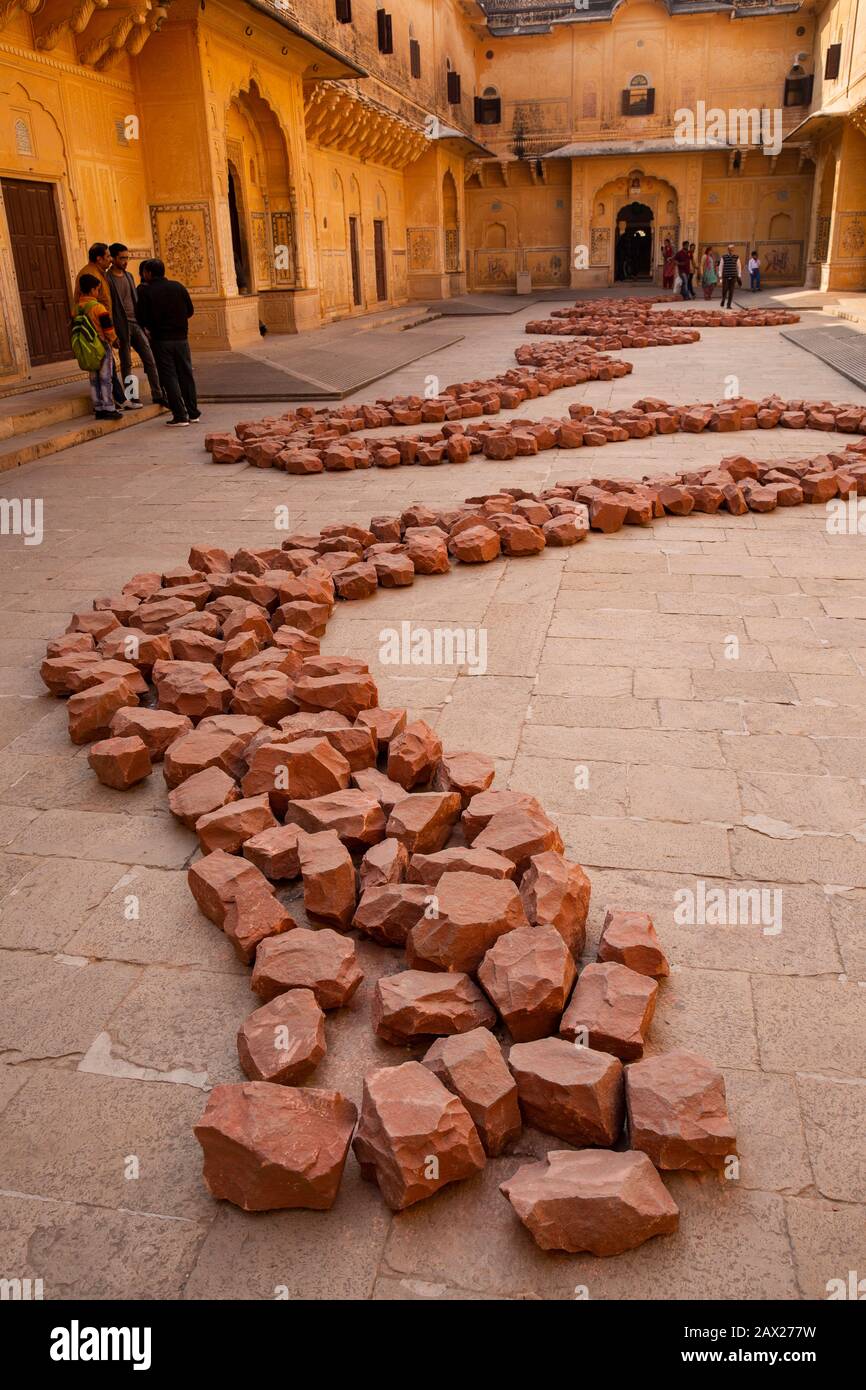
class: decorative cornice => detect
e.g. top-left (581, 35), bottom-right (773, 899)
top-left (0, 38), bottom-right (136, 88)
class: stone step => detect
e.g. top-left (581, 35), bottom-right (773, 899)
top-left (0, 402), bottom-right (164, 474)
top-left (0, 387), bottom-right (93, 443)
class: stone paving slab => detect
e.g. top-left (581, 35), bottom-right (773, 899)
top-left (195, 325), bottom-right (466, 400)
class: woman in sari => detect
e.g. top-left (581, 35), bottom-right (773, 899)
top-left (662, 238), bottom-right (676, 290)
top-left (701, 246), bottom-right (718, 300)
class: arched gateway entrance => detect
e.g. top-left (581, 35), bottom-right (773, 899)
top-left (615, 201), bottom-right (653, 280)
top-left (590, 172), bottom-right (680, 287)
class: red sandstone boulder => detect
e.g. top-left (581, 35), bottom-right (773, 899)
top-left (372, 969), bottom-right (496, 1045)
top-left (229, 670), bottom-right (295, 723)
top-left (508, 1037), bottom-right (624, 1146)
top-left (163, 729), bottom-right (246, 789)
top-left (598, 908), bottom-right (670, 978)
top-left (474, 807), bottom-right (564, 876)
top-left (153, 660), bottom-right (231, 718)
top-left (625, 1050), bottom-right (737, 1171)
top-left (296, 828), bottom-right (357, 927)
top-left (41, 651), bottom-right (118, 695)
top-left (359, 837), bottom-right (409, 890)
top-left (406, 870), bottom-right (529, 974)
top-left (449, 525), bottom-right (501, 563)
top-left (87, 735), bottom-right (152, 790)
top-left (478, 924), bottom-right (576, 1041)
top-left (353, 1062), bottom-right (485, 1210)
top-left (286, 789), bottom-right (386, 851)
top-left (385, 791), bottom-right (462, 854)
top-left (355, 706), bottom-right (407, 751)
top-left (422, 1027), bottom-right (521, 1156)
top-left (109, 707), bottom-right (193, 760)
top-left (519, 851), bottom-right (591, 958)
top-left (196, 793), bottom-right (277, 855)
top-left (67, 677), bottom-right (140, 744)
top-left (352, 882), bottom-right (432, 946)
top-left (194, 1082), bottom-right (356, 1211)
top-left (242, 824), bottom-right (302, 881)
top-left (405, 533), bottom-right (450, 575)
top-left (251, 927), bottom-right (363, 1009)
top-left (242, 737), bottom-right (351, 808)
top-left (430, 750), bottom-right (495, 807)
top-left (407, 846), bottom-right (514, 885)
top-left (168, 766), bottom-right (240, 829)
top-left (293, 672), bottom-right (378, 720)
top-left (187, 849), bottom-right (273, 927)
top-left (461, 789), bottom-right (544, 843)
top-left (351, 767), bottom-right (412, 815)
top-left (278, 712), bottom-right (376, 771)
top-left (560, 961), bottom-right (658, 1060)
top-left (500, 1148), bottom-right (678, 1255)
top-left (237, 988), bottom-right (326, 1084)
top-left (387, 720), bottom-right (443, 789)
top-left (222, 881), bottom-right (294, 963)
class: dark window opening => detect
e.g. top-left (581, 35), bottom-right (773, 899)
top-left (784, 72), bottom-right (814, 106)
top-left (475, 95), bottom-right (501, 125)
top-left (335, 0), bottom-right (352, 22)
top-left (376, 8), bottom-right (393, 54)
top-left (621, 86), bottom-right (655, 116)
top-left (447, 69), bottom-right (461, 104)
top-left (410, 37), bottom-right (421, 79)
top-left (825, 43), bottom-right (842, 80)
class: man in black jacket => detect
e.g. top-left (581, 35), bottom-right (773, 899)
top-left (136, 259), bottom-right (200, 427)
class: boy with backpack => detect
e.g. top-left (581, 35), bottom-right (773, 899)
top-left (71, 274), bottom-right (122, 421)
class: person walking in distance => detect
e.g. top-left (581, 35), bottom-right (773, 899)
top-left (747, 249), bottom-right (761, 293)
top-left (687, 242), bottom-right (698, 300)
top-left (107, 244), bottom-right (166, 410)
top-left (719, 244), bottom-right (742, 309)
top-left (674, 241), bottom-right (692, 300)
top-left (700, 246), bottom-right (718, 300)
top-left (136, 259), bottom-right (200, 427)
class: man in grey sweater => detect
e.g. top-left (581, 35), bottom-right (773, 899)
top-left (108, 243), bottom-right (166, 408)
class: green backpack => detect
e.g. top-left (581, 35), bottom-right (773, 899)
top-left (70, 300), bottom-right (106, 372)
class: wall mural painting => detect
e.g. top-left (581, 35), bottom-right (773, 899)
top-left (757, 240), bottom-right (803, 280)
top-left (149, 204), bottom-right (217, 293)
top-left (590, 227), bottom-right (611, 267)
top-left (407, 228), bottom-right (437, 272)
top-left (475, 249), bottom-right (517, 285)
top-left (837, 214), bottom-right (866, 260)
top-left (526, 248), bottom-right (570, 285)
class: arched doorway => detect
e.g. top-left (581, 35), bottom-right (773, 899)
top-left (615, 200), bottom-right (653, 280)
top-left (225, 81), bottom-right (295, 306)
top-left (443, 169), bottom-right (459, 275)
top-left (227, 161), bottom-right (251, 294)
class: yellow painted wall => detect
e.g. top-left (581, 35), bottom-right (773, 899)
top-left (1, 0), bottom-right (864, 385)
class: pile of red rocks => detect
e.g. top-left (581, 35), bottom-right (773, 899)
top-left (204, 377), bottom-right (866, 482)
top-left (203, 350), bottom-right (632, 471)
top-left (45, 525), bottom-right (743, 1256)
top-left (527, 300), bottom-right (800, 344)
top-left (203, 297), bottom-right (809, 476)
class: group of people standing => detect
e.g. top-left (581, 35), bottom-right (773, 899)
top-left (71, 243), bottom-right (200, 428)
top-left (662, 239), bottom-right (762, 306)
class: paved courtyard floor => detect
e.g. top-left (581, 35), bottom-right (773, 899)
top-left (1, 301), bottom-right (865, 1300)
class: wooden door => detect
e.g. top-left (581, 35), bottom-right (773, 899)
top-left (349, 216), bottom-right (362, 306)
top-left (2, 178), bottom-right (72, 366)
top-left (373, 219), bottom-right (387, 302)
